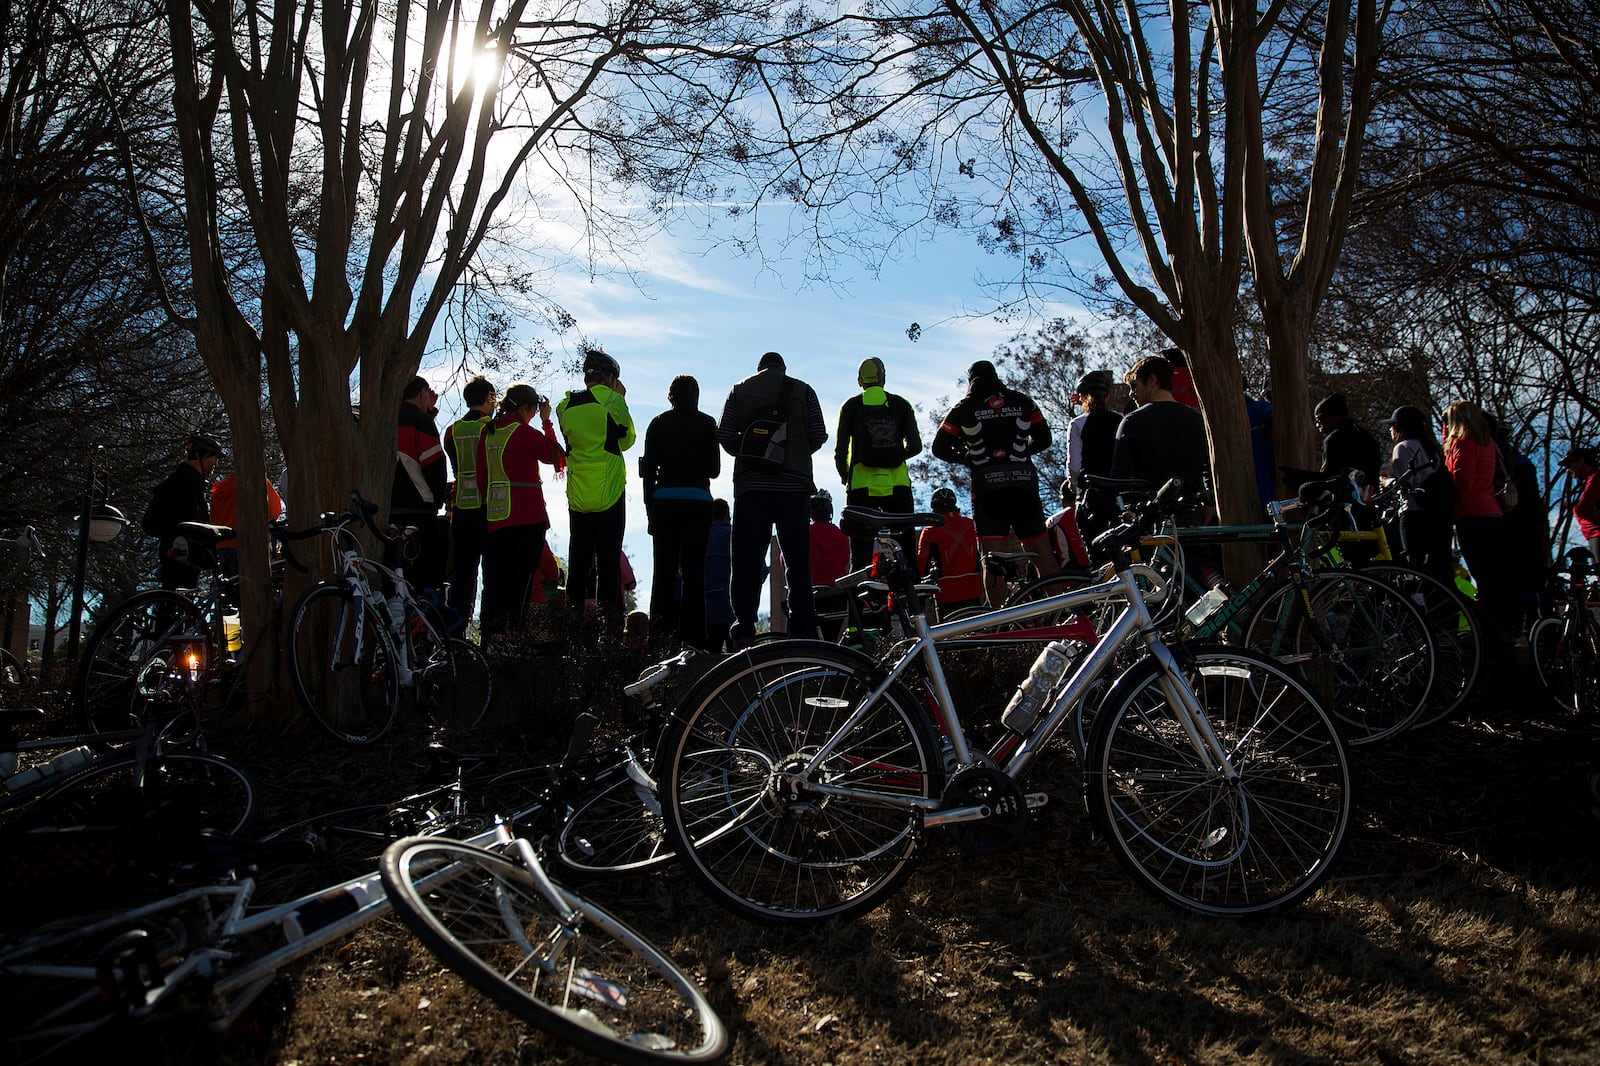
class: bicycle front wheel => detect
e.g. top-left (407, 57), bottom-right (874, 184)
top-left (1086, 646), bottom-right (1352, 917)
top-left (380, 838), bottom-right (727, 1065)
top-left (287, 582), bottom-right (400, 744)
top-left (553, 760), bottom-right (674, 879)
top-left (74, 589), bottom-right (214, 733)
top-left (28, 750), bottom-right (258, 835)
top-left (1244, 571), bottom-right (1434, 745)
top-left (660, 640), bottom-right (943, 925)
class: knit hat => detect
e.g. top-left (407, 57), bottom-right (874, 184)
top-left (858, 358), bottom-right (885, 386)
top-left (758, 351), bottom-right (785, 371)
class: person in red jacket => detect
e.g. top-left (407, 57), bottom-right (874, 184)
top-left (1444, 400), bottom-right (1513, 631)
top-left (210, 470), bottom-right (284, 577)
top-left (1559, 446), bottom-right (1600, 566)
top-left (474, 383), bottom-right (564, 638)
top-left (807, 490), bottom-right (851, 588)
top-left (916, 487), bottom-right (983, 610)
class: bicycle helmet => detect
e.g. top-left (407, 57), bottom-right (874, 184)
top-left (1074, 370), bottom-right (1112, 396)
top-left (810, 490), bottom-right (834, 520)
top-left (930, 487), bottom-right (958, 513)
top-left (582, 349), bottom-right (621, 381)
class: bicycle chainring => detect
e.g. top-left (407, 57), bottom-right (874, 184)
top-left (940, 765), bottom-right (1030, 857)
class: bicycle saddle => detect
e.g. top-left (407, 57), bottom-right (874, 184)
top-left (839, 507), bottom-right (945, 535)
top-left (173, 521), bottom-right (234, 546)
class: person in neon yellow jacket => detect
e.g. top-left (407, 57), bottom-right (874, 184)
top-left (555, 349), bottom-right (636, 617)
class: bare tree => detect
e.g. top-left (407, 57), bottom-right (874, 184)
top-left (131, 0), bottom-right (831, 713)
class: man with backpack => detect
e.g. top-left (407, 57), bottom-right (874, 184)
top-left (834, 357), bottom-right (922, 569)
top-left (931, 359), bottom-right (1059, 605)
top-left (144, 435), bottom-right (224, 589)
top-left (717, 351), bottom-right (828, 647)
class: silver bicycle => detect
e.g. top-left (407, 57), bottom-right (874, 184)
top-left (2, 819), bottom-right (725, 1065)
top-left (658, 479), bottom-right (1354, 922)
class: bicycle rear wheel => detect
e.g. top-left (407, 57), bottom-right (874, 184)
top-left (380, 838), bottom-right (727, 1065)
top-left (553, 759), bottom-right (674, 879)
top-left (28, 750), bottom-right (258, 835)
top-left (74, 589), bottom-right (214, 733)
top-left (1244, 571), bottom-right (1434, 745)
top-left (659, 640), bottom-right (943, 925)
top-left (416, 632), bottom-right (493, 735)
top-left (1086, 646), bottom-right (1352, 917)
top-left (1354, 562), bottom-right (1485, 729)
top-left (287, 582), bottom-right (400, 744)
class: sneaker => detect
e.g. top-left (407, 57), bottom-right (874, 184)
top-left (728, 622), bottom-right (756, 651)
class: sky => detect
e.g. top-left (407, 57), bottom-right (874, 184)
top-left (420, 224), bottom-right (1084, 616)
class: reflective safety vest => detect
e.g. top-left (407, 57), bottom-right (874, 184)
top-left (449, 416), bottom-right (489, 512)
top-left (482, 422), bottom-right (541, 523)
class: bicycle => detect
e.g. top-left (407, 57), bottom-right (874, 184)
top-left (1529, 548), bottom-right (1600, 716)
top-left (284, 492), bottom-right (491, 744)
top-left (0, 710), bottom-right (257, 836)
top-left (1, 810), bottom-right (726, 1065)
top-left (1134, 478), bottom-right (1437, 746)
top-left (256, 650), bottom-right (700, 894)
top-left (71, 519), bottom-right (295, 733)
top-left (657, 479), bottom-right (1354, 923)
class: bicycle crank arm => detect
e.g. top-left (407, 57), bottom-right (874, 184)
top-left (923, 793), bottom-right (1047, 828)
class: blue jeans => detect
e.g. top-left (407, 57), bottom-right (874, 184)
top-left (731, 490), bottom-right (815, 639)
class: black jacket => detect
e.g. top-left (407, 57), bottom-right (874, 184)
top-left (641, 407), bottom-right (721, 502)
top-left (142, 462), bottom-right (209, 551)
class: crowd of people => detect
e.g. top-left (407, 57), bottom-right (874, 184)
top-left (138, 347), bottom-right (1599, 654)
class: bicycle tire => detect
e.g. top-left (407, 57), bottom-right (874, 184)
top-left (0, 903), bottom-right (192, 1063)
top-left (380, 837), bottom-right (727, 1065)
top-left (1085, 645), bottom-right (1353, 917)
top-left (1243, 570), bottom-right (1434, 745)
top-left (287, 582), bottom-right (400, 744)
top-left (73, 589), bottom-right (215, 733)
top-left (1531, 614), bottom-right (1600, 715)
top-left (660, 640), bottom-right (943, 925)
top-left (418, 635), bottom-right (492, 735)
top-left (1351, 562), bottom-right (1486, 729)
top-left (28, 750), bottom-right (258, 835)
top-left (553, 761), bottom-right (674, 879)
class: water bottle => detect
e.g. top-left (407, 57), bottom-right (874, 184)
top-left (386, 593), bottom-right (406, 634)
top-left (1001, 641), bottom-right (1074, 734)
top-left (4, 746), bottom-right (93, 791)
top-left (1185, 585), bottom-right (1232, 628)
top-left (223, 612), bottom-right (243, 652)
top-left (1325, 604), bottom-right (1353, 646)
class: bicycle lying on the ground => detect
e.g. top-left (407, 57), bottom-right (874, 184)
top-left (0, 724), bottom-right (727, 1066)
top-left (658, 478), bottom-right (1355, 923)
top-left (284, 492), bottom-right (491, 744)
top-left (0, 709), bottom-right (257, 836)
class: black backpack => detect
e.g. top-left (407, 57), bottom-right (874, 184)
top-left (735, 377), bottom-right (796, 470)
top-left (850, 399), bottom-right (906, 469)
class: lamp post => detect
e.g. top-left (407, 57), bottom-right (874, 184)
top-left (66, 446), bottom-right (126, 664)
